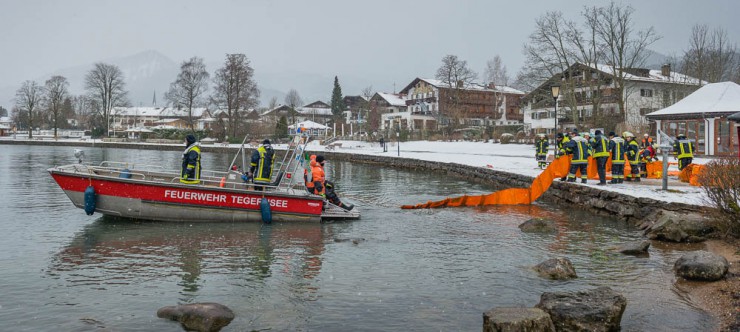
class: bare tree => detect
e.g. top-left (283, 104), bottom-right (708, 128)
top-left (267, 96), bottom-right (278, 110)
top-left (518, 11), bottom-right (584, 128)
top-left (15, 80), bottom-right (43, 138)
top-left (84, 63), bottom-right (129, 136)
top-left (361, 86), bottom-right (374, 100)
top-left (682, 24), bottom-right (738, 83)
top-left (211, 54), bottom-right (260, 139)
top-left (284, 88), bottom-right (303, 125)
top-left (166, 56), bottom-right (210, 131)
top-left (434, 55), bottom-right (478, 131)
top-left (44, 75), bottom-right (69, 138)
top-left (587, 2), bottom-right (660, 122)
top-left (483, 55), bottom-right (510, 86)
top-left (435, 54), bottom-right (478, 87)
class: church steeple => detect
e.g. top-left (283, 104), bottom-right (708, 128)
top-left (152, 90), bottom-right (157, 107)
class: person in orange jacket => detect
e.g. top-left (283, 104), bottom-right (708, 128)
top-left (307, 155), bottom-right (353, 211)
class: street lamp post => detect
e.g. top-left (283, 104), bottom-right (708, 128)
top-left (396, 125), bottom-right (400, 157)
top-left (551, 84), bottom-right (560, 135)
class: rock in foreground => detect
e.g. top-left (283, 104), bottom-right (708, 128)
top-left (519, 218), bottom-right (558, 233)
top-left (644, 211), bottom-right (713, 242)
top-left (616, 240), bottom-right (650, 255)
top-left (157, 302), bottom-right (235, 332)
top-left (536, 286), bottom-right (626, 332)
top-left (674, 251), bottom-right (729, 281)
top-left (483, 307), bottom-right (555, 332)
top-left (534, 258), bottom-right (577, 280)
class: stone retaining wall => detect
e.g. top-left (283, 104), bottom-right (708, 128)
top-left (1, 140), bottom-right (709, 223)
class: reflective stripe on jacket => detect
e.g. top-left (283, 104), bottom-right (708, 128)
top-left (557, 136), bottom-right (570, 155)
top-left (673, 140), bottom-right (694, 159)
top-left (180, 145), bottom-right (201, 184)
top-left (535, 139), bottom-right (549, 156)
top-left (609, 137), bottom-right (626, 164)
top-left (626, 140), bottom-right (640, 165)
top-left (566, 137), bottom-right (589, 164)
top-left (251, 145), bottom-right (276, 182)
top-left (592, 135), bottom-right (610, 158)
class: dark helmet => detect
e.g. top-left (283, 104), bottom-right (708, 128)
top-left (185, 134), bottom-right (196, 146)
top-left (262, 139), bottom-right (271, 145)
top-left (556, 133), bottom-right (564, 139)
top-left (594, 130), bottom-right (602, 136)
top-left (316, 155), bottom-right (325, 164)
top-left (677, 134), bottom-right (687, 139)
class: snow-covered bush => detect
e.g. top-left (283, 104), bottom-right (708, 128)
top-left (500, 133), bottom-right (514, 144)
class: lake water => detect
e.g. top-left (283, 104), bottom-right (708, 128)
top-left (0, 144), bottom-right (714, 331)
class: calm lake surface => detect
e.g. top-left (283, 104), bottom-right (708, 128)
top-left (0, 144), bottom-right (715, 331)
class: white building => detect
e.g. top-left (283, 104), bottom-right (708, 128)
top-left (521, 63), bottom-right (704, 134)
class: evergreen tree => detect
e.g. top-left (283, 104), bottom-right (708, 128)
top-left (330, 76), bottom-right (345, 118)
top-left (275, 115), bottom-right (289, 139)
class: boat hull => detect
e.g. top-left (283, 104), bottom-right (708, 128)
top-left (50, 170), bottom-right (325, 223)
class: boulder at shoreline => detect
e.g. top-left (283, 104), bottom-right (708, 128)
top-left (157, 302), bottom-right (235, 332)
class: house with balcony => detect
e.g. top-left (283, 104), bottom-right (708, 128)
top-left (521, 62), bottom-right (704, 135)
top-left (392, 78), bottom-right (524, 132)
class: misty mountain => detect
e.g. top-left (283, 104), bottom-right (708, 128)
top-left (0, 50), bottom-right (378, 112)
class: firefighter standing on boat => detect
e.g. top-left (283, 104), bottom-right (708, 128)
top-left (180, 134), bottom-right (201, 184)
top-left (250, 139), bottom-right (276, 190)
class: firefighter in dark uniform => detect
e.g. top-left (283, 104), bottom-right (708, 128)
top-left (672, 134), bottom-right (694, 171)
top-left (249, 139), bottom-right (276, 191)
top-left (624, 132), bottom-right (641, 182)
top-left (535, 134), bottom-right (549, 169)
top-left (591, 130), bottom-right (610, 185)
top-left (180, 134), bottom-right (201, 184)
top-left (608, 131), bottom-right (626, 184)
top-left (565, 131), bottom-right (590, 183)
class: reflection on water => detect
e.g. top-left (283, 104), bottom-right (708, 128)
top-left (0, 145), bottom-right (717, 331)
top-left (50, 217), bottom-right (328, 300)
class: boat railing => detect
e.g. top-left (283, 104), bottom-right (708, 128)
top-left (99, 161), bottom-right (167, 171)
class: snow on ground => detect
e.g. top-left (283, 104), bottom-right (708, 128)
top-left (305, 139), bottom-right (711, 207)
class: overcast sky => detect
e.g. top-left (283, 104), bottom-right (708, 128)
top-left (1, 0), bottom-right (738, 97)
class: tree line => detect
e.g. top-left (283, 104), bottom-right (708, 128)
top-left (11, 53), bottom-right (260, 140)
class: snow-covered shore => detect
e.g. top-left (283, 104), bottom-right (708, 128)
top-left (304, 139), bottom-right (710, 207)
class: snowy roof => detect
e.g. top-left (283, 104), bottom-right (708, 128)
top-left (296, 107), bottom-right (333, 116)
top-left (0, 116), bottom-right (10, 123)
top-left (160, 107), bottom-right (207, 118)
top-left (585, 62), bottom-right (705, 85)
top-left (400, 78), bottom-right (524, 95)
top-left (492, 85), bottom-right (525, 95)
top-left (376, 92), bottom-right (407, 107)
top-left (112, 107), bottom-right (165, 117)
top-left (288, 120), bottom-right (330, 129)
top-left (646, 82), bottom-right (740, 119)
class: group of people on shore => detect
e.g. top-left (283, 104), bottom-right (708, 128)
top-left (179, 135), bottom-right (352, 210)
top-left (535, 130), bottom-right (695, 185)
